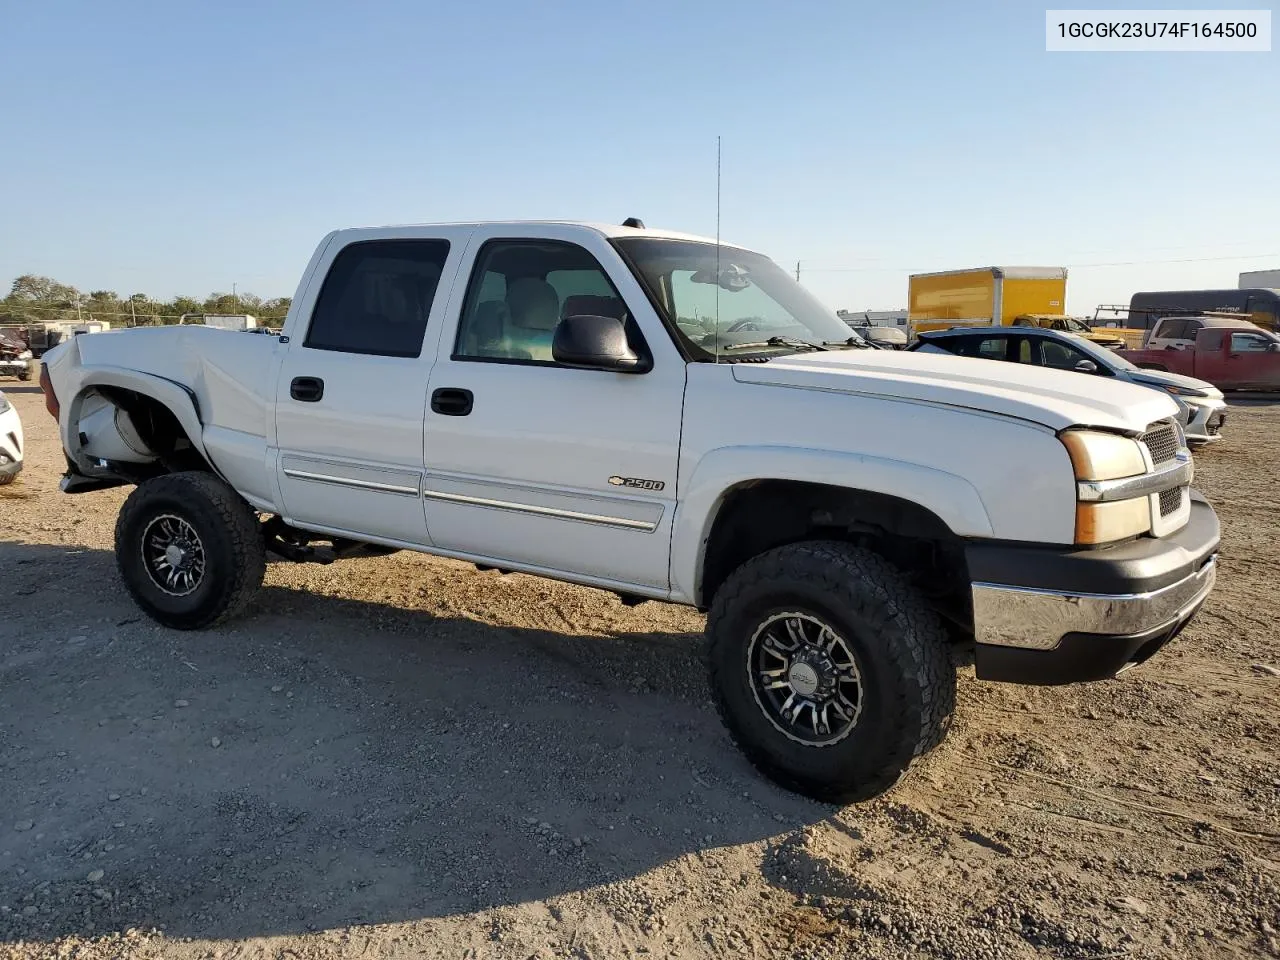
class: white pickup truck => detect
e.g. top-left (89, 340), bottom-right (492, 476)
top-left (39, 220), bottom-right (1220, 803)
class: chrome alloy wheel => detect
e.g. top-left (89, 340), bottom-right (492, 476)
top-left (141, 514), bottom-right (206, 597)
top-left (747, 611), bottom-right (865, 746)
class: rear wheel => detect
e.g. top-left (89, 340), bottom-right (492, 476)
top-left (706, 541), bottom-right (955, 803)
top-left (115, 471), bottom-right (265, 629)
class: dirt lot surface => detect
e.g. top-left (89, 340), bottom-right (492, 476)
top-left (2, 382), bottom-right (1278, 960)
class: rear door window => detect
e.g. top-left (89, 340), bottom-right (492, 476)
top-left (1198, 330), bottom-right (1225, 351)
top-left (951, 336), bottom-right (1013, 361)
top-left (306, 240), bottom-right (450, 357)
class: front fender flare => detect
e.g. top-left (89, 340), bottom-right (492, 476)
top-left (669, 445), bottom-right (994, 605)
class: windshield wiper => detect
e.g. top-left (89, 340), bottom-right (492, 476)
top-left (721, 336), bottom-right (829, 352)
top-left (823, 337), bottom-right (870, 349)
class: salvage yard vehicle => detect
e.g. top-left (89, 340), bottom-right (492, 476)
top-left (910, 327), bottom-right (1228, 446)
top-left (0, 330), bottom-right (34, 381)
top-left (1010, 314), bottom-right (1126, 351)
top-left (1124, 325), bottom-right (1280, 391)
top-left (1130, 288), bottom-right (1280, 333)
top-left (1144, 314), bottom-right (1261, 352)
top-left (0, 388), bottom-right (24, 484)
top-left (0, 322), bottom-right (67, 359)
top-left (38, 220), bottom-right (1220, 803)
top-left (845, 323), bottom-right (909, 350)
top-left (907, 265), bottom-right (1068, 336)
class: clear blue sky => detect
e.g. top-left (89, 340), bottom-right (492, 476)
top-left (1, 0), bottom-right (1276, 314)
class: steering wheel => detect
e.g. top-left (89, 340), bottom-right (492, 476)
top-left (726, 319), bottom-right (762, 333)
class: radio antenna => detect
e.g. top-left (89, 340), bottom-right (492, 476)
top-left (715, 135), bottom-right (722, 364)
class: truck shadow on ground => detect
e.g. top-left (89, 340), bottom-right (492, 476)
top-left (0, 542), bottom-right (829, 944)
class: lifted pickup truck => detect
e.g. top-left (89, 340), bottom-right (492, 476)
top-left (39, 220), bottom-right (1220, 803)
top-left (1125, 325), bottom-right (1280, 391)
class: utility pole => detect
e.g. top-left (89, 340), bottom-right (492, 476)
top-left (795, 261), bottom-right (801, 283)
top-left (232, 283), bottom-right (238, 314)
top-left (129, 298), bottom-right (136, 327)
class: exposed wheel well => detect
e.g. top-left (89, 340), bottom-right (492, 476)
top-left (90, 386), bottom-right (213, 477)
top-left (698, 480), bottom-right (972, 634)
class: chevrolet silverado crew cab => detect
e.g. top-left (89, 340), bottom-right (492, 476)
top-left (39, 220), bottom-right (1220, 803)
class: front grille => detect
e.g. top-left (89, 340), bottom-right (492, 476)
top-left (1140, 421), bottom-right (1179, 466)
top-left (1159, 487), bottom-right (1183, 517)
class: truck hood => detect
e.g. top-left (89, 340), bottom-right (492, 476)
top-left (732, 349), bottom-right (1180, 433)
top-left (1125, 369), bottom-right (1224, 399)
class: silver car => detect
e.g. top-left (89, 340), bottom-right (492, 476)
top-left (910, 327), bottom-right (1227, 446)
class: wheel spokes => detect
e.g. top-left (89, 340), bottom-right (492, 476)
top-left (748, 611), bottom-right (865, 747)
top-left (139, 514), bottom-right (206, 597)
top-left (784, 617), bottom-right (808, 647)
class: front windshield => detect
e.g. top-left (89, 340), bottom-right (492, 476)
top-left (614, 237), bottom-right (865, 360)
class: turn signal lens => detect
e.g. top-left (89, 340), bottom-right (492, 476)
top-left (1076, 500), bottom-right (1152, 545)
top-left (1060, 430), bottom-right (1146, 481)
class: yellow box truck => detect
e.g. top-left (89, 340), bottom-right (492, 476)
top-left (908, 266), bottom-right (1068, 336)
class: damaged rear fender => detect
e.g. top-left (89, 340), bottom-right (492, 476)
top-left (65, 365), bottom-right (213, 476)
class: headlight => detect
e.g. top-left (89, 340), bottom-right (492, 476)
top-left (1163, 384), bottom-right (1207, 398)
top-left (0, 395), bottom-right (10, 414)
top-left (1060, 429), bottom-right (1151, 544)
top-left (1060, 430), bottom-right (1146, 482)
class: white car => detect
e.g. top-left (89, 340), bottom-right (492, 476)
top-left (0, 389), bottom-right (24, 485)
top-left (39, 219), bottom-right (1220, 803)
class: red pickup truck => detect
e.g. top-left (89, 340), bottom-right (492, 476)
top-left (1123, 326), bottom-right (1280, 391)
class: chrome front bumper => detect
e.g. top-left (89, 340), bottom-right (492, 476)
top-left (971, 554), bottom-right (1216, 651)
top-left (966, 495), bottom-right (1219, 685)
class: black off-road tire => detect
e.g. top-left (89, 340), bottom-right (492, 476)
top-left (706, 540), bottom-right (956, 804)
top-left (115, 471), bottom-right (266, 630)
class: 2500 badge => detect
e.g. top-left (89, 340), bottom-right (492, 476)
top-left (608, 476), bottom-right (665, 492)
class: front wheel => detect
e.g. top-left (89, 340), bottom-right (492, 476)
top-left (115, 471), bottom-right (266, 629)
top-left (706, 541), bottom-right (956, 803)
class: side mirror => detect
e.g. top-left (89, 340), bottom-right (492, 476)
top-left (552, 315), bottom-right (646, 373)
top-left (1269, 342), bottom-right (1280, 353)
top-left (1074, 359), bottom-right (1099, 374)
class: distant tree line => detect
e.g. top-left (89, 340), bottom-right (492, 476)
top-left (0, 274), bottom-right (292, 328)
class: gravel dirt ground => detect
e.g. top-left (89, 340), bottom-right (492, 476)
top-left (1, 381), bottom-right (1278, 960)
